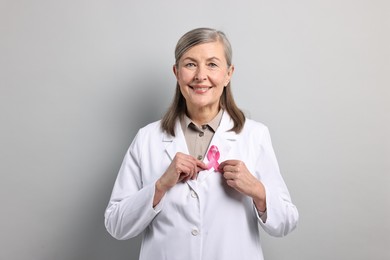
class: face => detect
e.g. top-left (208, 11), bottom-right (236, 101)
top-left (173, 41), bottom-right (234, 114)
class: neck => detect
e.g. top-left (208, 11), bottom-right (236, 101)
top-left (186, 105), bottom-right (219, 126)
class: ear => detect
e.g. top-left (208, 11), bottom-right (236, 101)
top-left (225, 65), bottom-right (234, 86)
top-left (173, 64), bottom-right (179, 80)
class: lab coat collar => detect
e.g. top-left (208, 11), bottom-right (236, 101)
top-left (162, 111), bottom-right (238, 160)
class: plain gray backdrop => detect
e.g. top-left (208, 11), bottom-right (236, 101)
top-left (1, 0), bottom-right (389, 259)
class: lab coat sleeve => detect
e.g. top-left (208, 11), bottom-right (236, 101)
top-left (255, 127), bottom-right (299, 237)
top-left (104, 130), bottom-right (164, 240)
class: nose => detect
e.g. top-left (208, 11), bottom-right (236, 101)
top-left (194, 65), bottom-right (207, 81)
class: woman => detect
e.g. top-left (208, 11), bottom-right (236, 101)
top-left (105, 28), bottom-right (298, 260)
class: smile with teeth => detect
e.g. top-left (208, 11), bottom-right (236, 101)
top-left (190, 86), bottom-right (212, 93)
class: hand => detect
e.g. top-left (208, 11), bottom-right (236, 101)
top-left (161, 152), bottom-right (207, 187)
top-left (153, 153), bottom-right (207, 207)
top-left (219, 160), bottom-right (266, 212)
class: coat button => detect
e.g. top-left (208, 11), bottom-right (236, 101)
top-left (191, 229), bottom-right (199, 236)
top-left (197, 155), bottom-right (203, 160)
top-left (191, 190), bottom-right (197, 198)
top-left (199, 132), bottom-right (204, 137)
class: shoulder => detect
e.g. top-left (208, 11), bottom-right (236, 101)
top-left (236, 117), bottom-right (273, 147)
top-left (135, 120), bottom-right (164, 140)
top-left (139, 120), bottom-right (162, 133)
top-left (129, 120), bottom-right (164, 155)
top-left (234, 118), bottom-right (276, 157)
top-left (221, 112), bottom-right (269, 137)
top-left (242, 117), bottom-right (269, 134)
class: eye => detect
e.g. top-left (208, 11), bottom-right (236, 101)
top-left (208, 63), bottom-right (218, 68)
top-left (185, 62), bottom-right (196, 68)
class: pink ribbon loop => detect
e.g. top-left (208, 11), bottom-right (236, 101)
top-left (206, 145), bottom-right (220, 171)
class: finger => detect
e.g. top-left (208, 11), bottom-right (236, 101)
top-left (219, 164), bottom-right (235, 175)
top-left (177, 153), bottom-right (205, 171)
top-left (219, 159), bottom-right (239, 168)
top-left (179, 164), bottom-right (194, 177)
top-left (181, 159), bottom-right (200, 176)
top-left (219, 160), bottom-right (237, 172)
top-left (226, 179), bottom-right (236, 187)
top-left (196, 160), bottom-right (207, 171)
top-left (190, 173), bottom-right (197, 180)
top-left (178, 174), bottom-right (187, 182)
top-left (227, 165), bottom-right (238, 172)
top-left (183, 160), bottom-right (203, 181)
top-left (181, 174), bottom-right (191, 183)
top-left (218, 161), bottom-right (228, 170)
top-left (181, 169), bottom-right (197, 182)
top-left (223, 171), bottom-right (236, 180)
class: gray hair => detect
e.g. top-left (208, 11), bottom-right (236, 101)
top-left (174, 28), bottom-right (232, 67)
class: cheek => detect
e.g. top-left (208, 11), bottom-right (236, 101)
top-left (210, 71), bottom-right (229, 85)
top-left (177, 69), bottom-right (194, 83)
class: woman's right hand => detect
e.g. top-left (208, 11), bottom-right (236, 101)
top-left (160, 152), bottom-right (207, 190)
top-left (153, 152), bottom-right (206, 206)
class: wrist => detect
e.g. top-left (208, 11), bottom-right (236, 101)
top-left (156, 179), bottom-right (169, 193)
top-left (252, 181), bottom-right (266, 212)
top-left (153, 179), bottom-right (168, 207)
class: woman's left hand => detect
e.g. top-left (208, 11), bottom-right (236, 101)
top-left (219, 160), bottom-right (266, 212)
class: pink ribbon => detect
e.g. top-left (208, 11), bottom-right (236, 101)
top-left (206, 145), bottom-right (220, 171)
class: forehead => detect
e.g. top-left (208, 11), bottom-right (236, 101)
top-left (181, 41), bottom-right (226, 61)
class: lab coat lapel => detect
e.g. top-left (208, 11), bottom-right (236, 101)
top-left (209, 113), bottom-right (238, 161)
top-left (163, 120), bottom-right (188, 161)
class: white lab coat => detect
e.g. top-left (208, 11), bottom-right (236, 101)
top-left (105, 111), bottom-right (298, 260)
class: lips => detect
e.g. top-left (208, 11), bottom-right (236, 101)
top-left (190, 85), bottom-right (212, 93)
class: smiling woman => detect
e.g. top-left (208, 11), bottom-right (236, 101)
top-left (173, 41), bottom-right (233, 124)
top-left (163, 28), bottom-right (244, 137)
top-left (104, 27), bottom-right (299, 260)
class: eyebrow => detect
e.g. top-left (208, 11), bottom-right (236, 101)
top-left (182, 56), bottom-right (222, 62)
top-left (207, 57), bottom-right (222, 62)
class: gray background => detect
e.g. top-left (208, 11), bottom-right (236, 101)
top-left (1, 1), bottom-right (389, 259)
